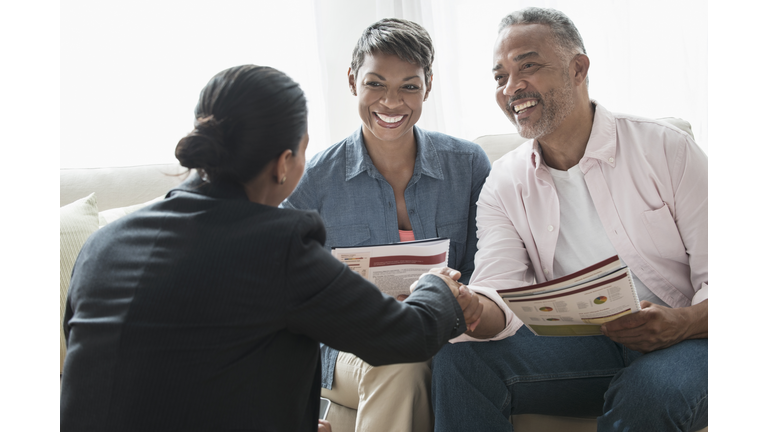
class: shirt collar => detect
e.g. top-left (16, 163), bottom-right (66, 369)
top-left (528, 100), bottom-right (618, 171)
top-left (580, 100), bottom-right (617, 169)
top-left (344, 125), bottom-right (444, 181)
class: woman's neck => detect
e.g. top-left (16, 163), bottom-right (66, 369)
top-left (362, 127), bottom-right (417, 173)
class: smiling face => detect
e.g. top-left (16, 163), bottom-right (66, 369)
top-left (493, 24), bottom-right (576, 140)
top-left (350, 52), bottom-right (431, 146)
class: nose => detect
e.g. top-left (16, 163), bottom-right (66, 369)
top-left (380, 87), bottom-right (402, 108)
top-left (503, 73), bottom-right (525, 96)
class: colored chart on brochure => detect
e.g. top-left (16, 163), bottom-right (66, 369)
top-left (498, 256), bottom-right (642, 336)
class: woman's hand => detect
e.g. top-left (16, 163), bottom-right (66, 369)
top-left (318, 419), bottom-right (332, 432)
top-left (410, 267), bottom-right (484, 332)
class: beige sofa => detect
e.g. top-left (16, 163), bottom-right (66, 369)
top-left (59, 118), bottom-right (706, 432)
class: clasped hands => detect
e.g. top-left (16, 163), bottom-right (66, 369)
top-left (409, 267), bottom-right (483, 332)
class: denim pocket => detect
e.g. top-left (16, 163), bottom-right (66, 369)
top-left (437, 220), bottom-right (467, 267)
top-left (641, 204), bottom-right (688, 264)
top-left (325, 224), bottom-right (371, 247)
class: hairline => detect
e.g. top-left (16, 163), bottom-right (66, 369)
top-left (350, 18), bottom-right (434, 82)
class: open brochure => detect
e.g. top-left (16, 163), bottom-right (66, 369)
top-left (498, 256), bottom-right (641, 336)
top-left (331, 238), bottom-right (450, 298)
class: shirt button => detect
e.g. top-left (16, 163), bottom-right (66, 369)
top-left (544, 268), bottom-right (549, 275)
top-left (548, 225), bottom-right (554, 232)
top-left (609, 157), bottom-right (615, 163)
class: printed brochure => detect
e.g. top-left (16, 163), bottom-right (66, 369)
top-left (498, 256), bottom-right (641, 336)
top-left (331, 238), bottom-right (450, 298)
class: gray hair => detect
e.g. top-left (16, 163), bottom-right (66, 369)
top-left (498, 7), bottom-right (587, 60)
top-left (350, 18), bottom-right (434, 82)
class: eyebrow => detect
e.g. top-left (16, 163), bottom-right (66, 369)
top-left (492, 51), bottom-right (541, 72)
top-left (364, 73), bottom-right (422, 82)
top-left (513, 51), bottom-right (539, 62)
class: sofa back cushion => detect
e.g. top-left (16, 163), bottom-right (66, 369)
top-left (60, 163), bottom-right (187, 210)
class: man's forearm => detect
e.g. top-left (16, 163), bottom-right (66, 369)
top-left (682, 299), bottom-right (708, 340)
top-left (464, 294), bottom-right (506, 339)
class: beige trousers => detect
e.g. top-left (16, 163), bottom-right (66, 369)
top-left (321, 351), bottom-right (433, 432)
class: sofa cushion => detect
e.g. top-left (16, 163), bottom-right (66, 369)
top-left (98, 195), bottom-right (164, 227)
top-left (60, 193), bottom-right (99, 373)
top-left (60, 163), bottom-right (186, 210)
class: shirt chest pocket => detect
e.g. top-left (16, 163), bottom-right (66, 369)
top-left (325, 224), bottom-right (371, 248)
top-left (437, 220), bottom-right (467, 268)
top-left (641, 204), bottom-right (688, 264)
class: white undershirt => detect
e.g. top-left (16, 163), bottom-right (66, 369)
top-left (549, 164), bottom-right (669, 307)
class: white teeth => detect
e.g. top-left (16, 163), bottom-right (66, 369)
top-left (514, 100), bottom-right (537, 113)
top-left (377, 113), bottom-right (405, 123)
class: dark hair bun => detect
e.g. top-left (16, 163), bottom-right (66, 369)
top-left (175, 65), bottom-right (307, 184)
top-left (175, 116), bottom-right (230, 174)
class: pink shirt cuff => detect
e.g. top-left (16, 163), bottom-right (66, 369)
top-left (449, 285), bottom-right (524, 343)
top-left (692, 283), bottom-right (708, 305)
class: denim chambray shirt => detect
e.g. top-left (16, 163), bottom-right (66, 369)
top-left (281, 126), bottom-right (491, 389)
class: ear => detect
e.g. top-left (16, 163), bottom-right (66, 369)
top-left (424, 74), bottom-right (433, 101)
top-left (347, 67), bottom-right (356, 96)
top-left (272, 149), bottom-right (294, 184)
top-left (572, 54), bottom-right (590, 87)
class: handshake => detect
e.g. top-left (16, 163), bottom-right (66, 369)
top-left (409, 267), bottom-right (484, 333)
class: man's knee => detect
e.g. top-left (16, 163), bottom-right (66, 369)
top-left (603, 345), bottom-right (707, 429)
top-left (432, 342), bottom-right (477, 378)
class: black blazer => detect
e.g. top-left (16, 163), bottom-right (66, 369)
top-left (61, 173), bottom-right (466, 432)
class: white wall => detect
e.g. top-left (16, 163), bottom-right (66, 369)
top-left (61, 0), bottom-right (328, 167)
top-left (61, 0), bottom-right (707, 168)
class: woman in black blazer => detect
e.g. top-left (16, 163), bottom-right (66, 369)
top-left (60, 65), bottom-right (482, 432)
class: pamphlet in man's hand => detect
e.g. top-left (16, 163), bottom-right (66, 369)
top-left (331, 238), bottom-right (450, 298)
top-left (498, 256), bottom-right (641, 336)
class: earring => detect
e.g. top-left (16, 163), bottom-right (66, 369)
top-left (280, 176), bottom-right (286, 185)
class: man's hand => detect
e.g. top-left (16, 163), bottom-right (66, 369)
top-left (410, 267), bottom-right (484, 332)
top-left (600, 300), bottom-right (708, 353)
top-left (318, 419), bottom-right (332, 432)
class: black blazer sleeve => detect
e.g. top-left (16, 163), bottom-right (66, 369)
top-left (283, 212), bottom-right (467, 366)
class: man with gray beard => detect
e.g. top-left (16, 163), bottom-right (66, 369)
top-left (430, 7), bottom-right (708, 431)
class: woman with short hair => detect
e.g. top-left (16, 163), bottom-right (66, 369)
top-left (283, 18), bottom-right (491, 432)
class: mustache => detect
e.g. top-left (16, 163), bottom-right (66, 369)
top-left (506, 92), bottom-right (542, 112)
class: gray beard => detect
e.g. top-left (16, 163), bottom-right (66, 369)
top-left (508, 78), bottom-right (575, 140)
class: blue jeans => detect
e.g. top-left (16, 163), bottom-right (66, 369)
top-left (432, 326), bottom-right (707, 431)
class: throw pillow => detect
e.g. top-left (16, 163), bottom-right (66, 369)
top-left (98, 195), bottom-right (164, 227)
top-left (60, 193), bottom-right (99, 373)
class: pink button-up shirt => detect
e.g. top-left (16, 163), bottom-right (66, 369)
top-left (456, 102), bottom-right (708, 342)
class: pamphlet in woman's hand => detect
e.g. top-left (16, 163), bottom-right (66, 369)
top-left (331, 238), bottom-right (450, 298)
top-left (498, 256), bottom-right (642, 336)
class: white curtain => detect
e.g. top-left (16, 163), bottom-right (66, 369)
top-left (313, 0), bottom-right (708, 154)
top-left (60, 0), bottom-right (707, 168)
